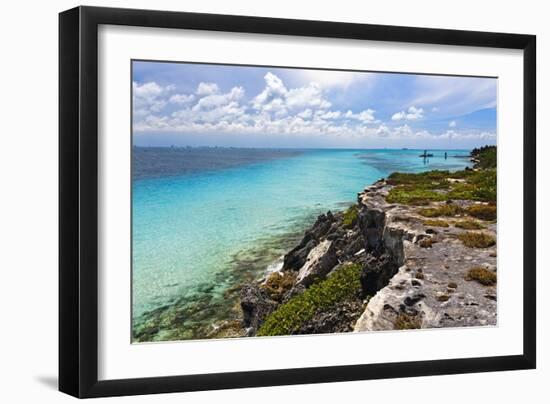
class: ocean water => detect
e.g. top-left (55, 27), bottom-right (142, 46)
top-left (132, 148), bottom-right (470, 339)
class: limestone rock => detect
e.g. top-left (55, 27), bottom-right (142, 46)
top-left (354, 183), bottom-right (497, 333)
top-left (296, 239), bottom-right (338, 286)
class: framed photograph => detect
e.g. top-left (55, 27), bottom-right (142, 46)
top-left (59, 6), bottom-right (536, 398)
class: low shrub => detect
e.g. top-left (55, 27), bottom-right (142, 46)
top-left (418, 204), bottom-right (464, 218)
top-left (458, 232), bottom-right (496, 248)
top-left (455, 219), bottom-right (485, 230)
top-left (465, 266), bottom-right (497, 286)
top-left (342, 204), bottom-right (359, 228)
top-left (471, 146), bottom-right (497, 169)
top-left (386, 187), bottom-right (447, 205)
top-left (257, 263), bottom-right (363, 336)
top-left (469, 169), bottom-right (497, 202)
top-left (261, 271), bottom-right (297, 302)
top-left (387, 170), bottom-right (450, 187)
top-left (466, 204), bottom-right (497, 221)
top-left (447, 182), bottom-right (477, 201)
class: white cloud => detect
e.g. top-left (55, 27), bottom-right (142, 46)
top-left (251, 72), bottom-right (333, 118)
top-left (133, 81), bottom-right (175, 115)
top-left (345, 109), bottom-right (376, 122)
top-left (286, 82), bottom-right (331, 110)
top-left (196, 82), bottom-right (220, 96)
top-left (251, 72), bottom-right (288, 112)
top-left (193, 86), bottom-right (244, 111)
top-left (392, 106), bottom-right (424, 121)
top-left (449, 120), bottom-right (457, 127)
top-left (132, 74), bottom-right (493, 144)
top-left (318, 110), bottom-right (341, 120)
top-left (297, 109), bottom-right (313, 119)
top-left (169, 93), bottom-right (195, 104)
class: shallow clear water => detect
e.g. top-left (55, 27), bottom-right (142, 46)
top-left (132, 148), bottom-right (470, 335)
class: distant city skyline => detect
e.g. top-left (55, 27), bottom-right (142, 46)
top-left (132, 61), bottom-right (497, 149)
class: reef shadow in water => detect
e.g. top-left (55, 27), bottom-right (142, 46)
top-left (133, 147), bottom-right (303, 181)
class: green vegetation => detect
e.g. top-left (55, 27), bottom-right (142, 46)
top-left (466, 204), bottom-right (497, 221)
top-left (437, 294), bottom-right (450, 302)
top-left (261, 271), bottom-right (297, 302)
top-left (418, 204), bottom-right (464, 218)
top-left (465, 266), bottom-right (497, 286)
top-left (471, 145), bottom-right (497, 169)
top-left (394, 313), bottom-right (422, 330)
top-left (385, 146), bottom-right (496, 206)
top-left (423, 219), bottom-right (450, 227)
top-left (386, 187), bottom-right (447, 205)
top-left (455, 219), bottom-right (485, 230)
top-left (458, 232), bottom-right (496, 248)
top-left (257, 263), bottom-right (363, 336)
top-left (386, 170), bottom-right (452, 187)
top-left (342, 204), bottom-right (359, 228)
top-left (386, 170), bottom-right (450, 205)
top-left (467, 169), bottom-right (496, 202)
top-left (448, 282), bottom-right (458, 289)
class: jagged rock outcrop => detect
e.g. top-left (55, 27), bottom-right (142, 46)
top-left (240, 284), bottom-right (278, 335)
top-left (296, 239), bottom-right (338, 286)
top-left (282, 211), bottom-right (337, 271)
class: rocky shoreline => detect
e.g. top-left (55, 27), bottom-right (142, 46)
top-left (232, 148), bottom-right (497, 338)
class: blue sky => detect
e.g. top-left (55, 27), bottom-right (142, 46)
top-left (132, 61), bottom-right (497, 149)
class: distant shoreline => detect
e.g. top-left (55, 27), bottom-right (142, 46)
top-left (133, 145), bottom-right (479, 151)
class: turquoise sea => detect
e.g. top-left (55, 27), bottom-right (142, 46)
top-left (132, 148), bottom-right (471, 339)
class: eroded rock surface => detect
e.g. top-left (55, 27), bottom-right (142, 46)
top-left (354, 181), bottom-right (497, 332)
top-left (240, 284), bottom-right (278, 334)
top-left (296, 239), bottom-right (338, 286)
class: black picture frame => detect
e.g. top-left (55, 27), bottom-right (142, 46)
top-left (59, 5), bottom-right (536, 398)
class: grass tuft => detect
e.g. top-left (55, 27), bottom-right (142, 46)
top-left (465, 266), bottom-right (497, 286)
top-left (418, 204), bottom-right (464, 218)
top-left (386, 187), bottom-right (447, 205)
top-left (457, 232), bottom-right (496, 248)
top-left (394, 313), bottom-right (422, 330)
top-left (455, 219), bottom-right (485, 230)
top-left (466, 204), bottom-right (497, 221)
top-left (342, 204), bottom-right (359, 228)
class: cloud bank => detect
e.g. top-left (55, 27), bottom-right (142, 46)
top-left (132, 66), bottom-right (497, 148)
